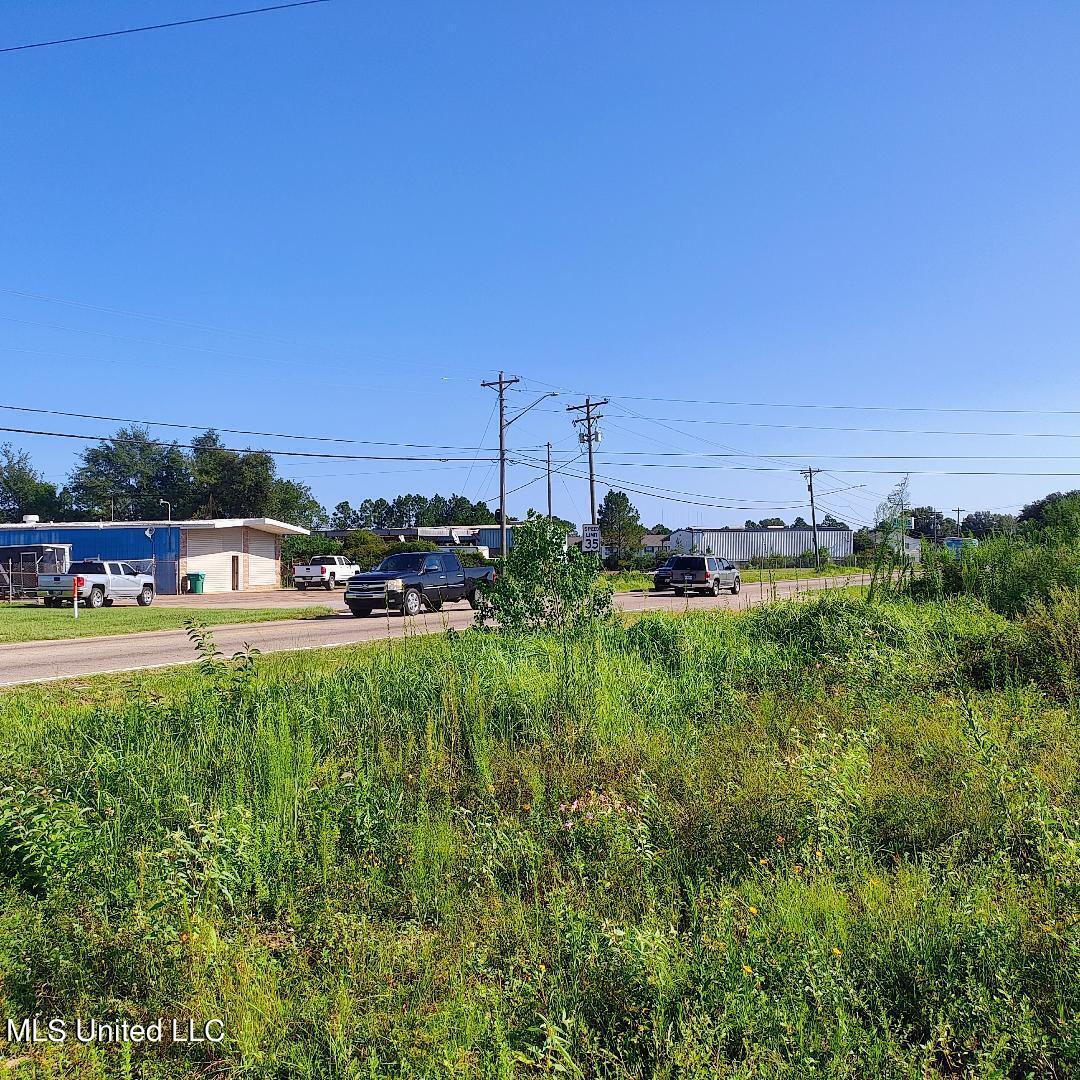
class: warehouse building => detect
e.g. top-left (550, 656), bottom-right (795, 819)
top-left (665, 526), bottom-right (853, 564)
top-left (0, 517), bottom-right (307, 595)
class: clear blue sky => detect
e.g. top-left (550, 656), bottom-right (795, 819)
top-left (4, 1), bottom-right (1080, 530)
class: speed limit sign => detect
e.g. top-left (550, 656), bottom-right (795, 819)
top-left (581, 524), bottom-right (601, 553)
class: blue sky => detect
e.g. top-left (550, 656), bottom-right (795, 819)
top-left (3, 1), bottom-right (1080, 530)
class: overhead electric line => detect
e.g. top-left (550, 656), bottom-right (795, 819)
top-left (1, 1), bottom-right (332, 54)
top-left (0, 401), bottom-right (512, 453)
top-left (0, 424), bottom-right (497, 464)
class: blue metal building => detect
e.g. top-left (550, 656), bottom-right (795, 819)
top-left (0, 518), bottom-right (307, 595)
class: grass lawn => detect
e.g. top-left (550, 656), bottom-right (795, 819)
top-left (0, 602), bottom-right (335, 643)
top-left (0, 592), bottom-right (1076, 1077)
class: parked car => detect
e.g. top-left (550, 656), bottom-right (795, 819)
top-left (653, 557), bottom-right (677, 591)
top-left (669, 555), bottom-right (740, 596)
top-left (344, 552), bottom-right (495, 617)
top-left (293, 555), bottom-right (362, 590)
top-left (38, 560), bottom-right (155, 608)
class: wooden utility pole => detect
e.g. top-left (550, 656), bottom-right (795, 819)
top-left (801, 467), bottom-right (821, 571)
top-left (566, 396), bottom-right (609, 525)
top-left (481, 371), bottom-right (520, 557)
top-left (482, 374), bottom-right (556, 556)
top-left (954, 507), bottom-right (963, 535)
top-left (546, 442), bottom-right (553, 520)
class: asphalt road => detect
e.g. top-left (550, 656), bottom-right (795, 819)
top-left (0, 576), bottom-right (864, 687)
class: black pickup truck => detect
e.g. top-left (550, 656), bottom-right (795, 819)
top-left (344, 552), bottom-right (495, 617)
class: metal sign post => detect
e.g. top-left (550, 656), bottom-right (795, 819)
top-left (581, 524), bottom-right (601, 555)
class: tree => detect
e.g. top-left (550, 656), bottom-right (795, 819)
top-left (1018, 490), bottom-right (1080, 529)
top-left (267, 479), bottom-right (328, 531)
top-left (330, 501), bottom-right (362, 530)
top-left (791, 516), bottom-right (810, 528)
top-left (340, 529), bottom-right (388, 570)
top-left (598, 490), bottom-right (645, 567)
top-left (69, 425), bottom-right (194, 519)
top-left (910, 506), bottom-right (958, 541)
top-left (960, 511), bottom-right (1016, 539)
top-left (0, 444), bottom-right (68, 523)
top-left (474, 516), bottom-right (611, 634)
top-left (755, 517), bottom-right (786, 528)
top-left (649, 523), bottom-right (670, 535)
top-left (820, 513), bottom-right (850, 530)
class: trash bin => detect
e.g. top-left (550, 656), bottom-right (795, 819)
top-left (186, 571), bottom-right (206, 595)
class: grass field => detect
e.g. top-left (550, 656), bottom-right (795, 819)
top-left (0, 603), bottom-right (335, 643)
top-left (0, 590), bottom-right (1076, 1077)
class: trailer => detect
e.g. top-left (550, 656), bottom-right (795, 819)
top-left (0, 543), bottom-right (72, 601)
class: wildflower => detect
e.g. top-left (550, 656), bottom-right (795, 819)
top-left (815, 849), bottom-right (823, 860)
top-left (742, 964), bottom-right (753, 975)
top-left (776, 835), bottom-right (785, 845)
top-left (793, 864), bottom-right (803, 874)
top-left (832, 947), bottom-right (842, 957)
top-left (747, 906), bottom-right (758, 916)
top-left (522, 803), bottom-right (531, 812)
top-left (759, 858), bottom-right (769, 866)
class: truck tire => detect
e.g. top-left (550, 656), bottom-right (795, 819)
top-left (324, 574), bottom-right (336, 591)
top-left (426, 596), bottom-right (444, 612)
top-left (402, 588), bottom-right (422, 617)
top-left (710, 579), bottom-right (721, 597)
top-left (731, 577), bottom-right (741, 594)
top-left (44, 597), bottom-right (59, 608)
top-left (88, 586), bottom-right (105, 609)
top-left (673, 587), bottom-right (685, 596)
top-left (296, 582), bottom-right (308, 591)
top-left (347, 603), bottom-right (373, 618)
top-left (468, 589), bottom-right (481, 610)
top-left (137, 586), bottom-right (154, 606)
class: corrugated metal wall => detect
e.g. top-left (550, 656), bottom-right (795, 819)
top-left (0, 526), bottom-right (181, 594)
top-left (667, 528), bottom-right (853, 562)
top-left (476, 527), bottom-right (513, 553)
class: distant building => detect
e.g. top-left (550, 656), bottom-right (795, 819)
top-left (666, 526), bottom-right (853, 564)
top-left (0, 517), bottom-right (307, 594)
top-left (640, 533), bottom-right (670, 555)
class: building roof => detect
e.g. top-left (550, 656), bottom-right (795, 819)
top-left (641, 533), bottom-right (670, 546)
top-left (0, 518), bottom-right (308, 536)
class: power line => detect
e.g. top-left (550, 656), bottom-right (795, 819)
top-left (0, 401), bottom-right (514, 452)
top-left (0, 424), bottom-right (497, 464)
top-left (1, 1), bottom-right (332, 55)
top-left (610, 393), bottom-right (1080, 417)
top-left (591, 412), bottom-right (1080, 441)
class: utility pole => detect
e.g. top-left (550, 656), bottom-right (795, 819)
top-left (481, 372), bottom-right (557, 557)
top-left (546, 442), bottom-right (553, 520)
top-left (566, 396), bottom-right (609, 526)
top-left (481, 371), bottom-right (520, 558)
top-left (954, 507), bottom-right (963, 536)
top-left (801, 467), bottom-right (821, 571)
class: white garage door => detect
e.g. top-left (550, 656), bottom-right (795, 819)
top-left (248, 532), bottom-right (278, 586)
top-left (186, 528), bottom-right (243, 592)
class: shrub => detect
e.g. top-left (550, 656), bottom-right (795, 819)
top-left (475, 516), bottom-right (612, 634)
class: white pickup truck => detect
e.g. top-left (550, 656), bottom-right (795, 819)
top-left (292, 554), bottom-right (361, 590)
top-left (38, 560), bottom-right (156, 608)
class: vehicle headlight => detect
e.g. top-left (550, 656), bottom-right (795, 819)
top-left (385, 578), bottom-right (404, 591)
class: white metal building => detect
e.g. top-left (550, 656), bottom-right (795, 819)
top-left (666, 526), bottom-right (853, 563)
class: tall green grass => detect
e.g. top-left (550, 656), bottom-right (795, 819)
top-left (0, 594), bottom-right (1077, 1077)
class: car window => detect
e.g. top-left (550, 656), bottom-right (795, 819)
top-left (120, 563), bottom-right (137, 576)
top-left (422, 555), bottom-right (441, 572)
top-left (68, 561), bottom-right (104, 575)
top-left (376, 554), bottom-right (424, 573)
top-left (672, 556), bottom-right (705, 572)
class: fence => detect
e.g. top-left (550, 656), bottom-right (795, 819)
top-left (1, 555), bottom-right (60, 601)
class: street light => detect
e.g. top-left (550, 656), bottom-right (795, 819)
top-left (158, 498), bottom-right (172, 522)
